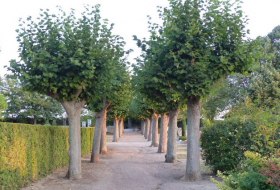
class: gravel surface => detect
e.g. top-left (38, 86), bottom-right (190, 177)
top-left (22, 131), bottom-right (218, 190)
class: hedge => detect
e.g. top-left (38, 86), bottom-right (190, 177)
top-left (0, 122), bottom-right (94, 189)
top-left (201, 119), bottom-right (279, 173)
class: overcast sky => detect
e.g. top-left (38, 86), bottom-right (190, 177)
top-left (0, 0), bottom-right (280, 77)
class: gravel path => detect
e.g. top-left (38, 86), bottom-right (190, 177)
top-left (22, 131), bottom-right (218, 190)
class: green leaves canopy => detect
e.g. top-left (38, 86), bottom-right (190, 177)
top-left (156, 0), bottom-right (253, 98)
top-left (9, 5), bottom-right (123, 102)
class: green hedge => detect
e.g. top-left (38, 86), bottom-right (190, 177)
top-left (201, 119), bottom-right (279, 173)
top-left (0, 122), bottom-right (94, 189)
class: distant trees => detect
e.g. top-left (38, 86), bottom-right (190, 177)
top-left (1, 77), bottom-right (63, 124)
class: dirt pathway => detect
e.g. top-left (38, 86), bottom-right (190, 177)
top-left (23, 131), bottom-right (218, 190)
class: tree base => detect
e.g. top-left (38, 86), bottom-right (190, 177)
top-left (101, 149), bottom-right (107, 155)
top-left (151, 143), bottom-right (159, 147)
top-left (90, 154), bottom-right (99, 163)
top-left (165, 154), bottom-right (176, 163)
top-left (65, 170), bottom-right (82, 180)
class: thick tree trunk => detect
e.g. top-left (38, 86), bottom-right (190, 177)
top-left (165, 109), bottom-right (178, 163)
top-left (151, 113), bottom-right (159, 147)
top-left (62, 100), bottom-right (85, 179)
top-left (90, 107), bottom-right (106, 163)
top-left (158, 113), bottom-right (169, 153)
top-left (140, 120), bottom-right (145, 135)
top-left (185, 96), bottom-right (201, 181)
top-left (143, 119), bottom-right (147, 138)
top-left (148, 116), bottom-right (152, 141)
top-left (113, 117), bottom-right (119, 142)
top-left (118, 118), bottom-right (122, 138)
top-left (144, 118), bottom-right (150, 139)
top-left (100, 109), bottom-right (108, 154)
top-left (121, 118), bottom-right (124, 135)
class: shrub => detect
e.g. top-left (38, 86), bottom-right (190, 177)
top-left (260, 156), bottom-right (280, 188)
top-left (212, 152), bottom-right (279, 190)
top-left (0, 122), bottom-right (94, 189)
top-left (201, 120), bottom-right (257, 172)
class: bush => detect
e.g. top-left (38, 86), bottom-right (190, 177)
top-left (260, 156), bottom-right (280, 188)
top-left (212, 151), bottom-right (279, 190)
top-left (201, 120), bottom-right (258, 172)
top-left (0, 122), bottom-right (94, 189)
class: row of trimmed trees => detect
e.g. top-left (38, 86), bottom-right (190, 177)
top-left (8, 0), bottom-right (258, 182)
top-left (9, 5), bottom-right (132, 179)
top-left (131, 0), bottom-right (255, 181)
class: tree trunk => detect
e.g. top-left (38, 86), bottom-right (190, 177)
top-left (121, 118), bottom-right (124, 135)
top-left (62, 100), bottom-right (85, 179)
top-left (63, 118), bottom-right (67, 126)
top-left (144, 118), bottom-right (150, 139)
top-left (100, 109), bottom-right (108, 154)
top-left (185, 96), bottom-right (201, 181)
top-left (182, 117), bottom-right (187, 137)
top-left (118, 118), bottom-right (122, 138)
top-left (90, 108), bottom-right (106, 163)
top-left (34, 116), bottom-right (37, 125)
top-left (140, 120), bottom-right (145, 135)
top-left (148, 116), bottom-right (152, 141)
top-left (165, 109), bottom-right (178, 163)
top-left (158, 113), bottom-right (169, 153)
top-left (128, 118), bottom-right (132, 128)
top-left (113, 117), bottom-right (119, 142)
top-left (143, 119), bottom-right (147, 138)
top-left (151, 113), bottom-right (159, 147)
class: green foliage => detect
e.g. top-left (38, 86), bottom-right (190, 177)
top-left (0, 122), bottom-right (93, 189)
top-left (1, 77), bottom-right (63, 123)
top-left (9, 5), bottom-right (122, 103)
top-left (157, 0), bottom-right (252, 99)
top-left (201, 120), bottom-right (258, 172)
top-left (249, 64), bottom-right (280, 109)
top-left (212, 152), bottom-right (279, 190)
top-left (260, 156), bottom-right (280, 188)
top-left (202, 74), bottom-right (249, 120)
top-left (0, 94), bottom-right (7, 118)
top-left (268, 25), bottom-right (280, 69)
top-left (108, 63), bottom-right (132, 119)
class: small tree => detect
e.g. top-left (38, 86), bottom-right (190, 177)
top-left (9, 5), bottom-right (117, 179)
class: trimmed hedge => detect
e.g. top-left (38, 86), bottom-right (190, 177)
top-left (0, 122), bottom-right (94, 189)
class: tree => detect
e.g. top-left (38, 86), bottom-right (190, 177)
top-left (8, 5), bottom-right (118, 179)
top-left (109, 64), bottom-right (132, 142)
top-left (133, 23), bottom-right (183, 160)
top-left (135, 0), bottom-right (253, 181)
top-left (88, 34), bottom-right (128, 162)
top-left (249, 64), bottom-right (280, 109)
top-left (268, 25), bottom-right (280, 69)
top-left (159, 0), bottom-right (253, 180)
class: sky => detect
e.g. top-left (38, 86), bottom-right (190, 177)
top-left (0, 0), bottom-right (280, 77)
